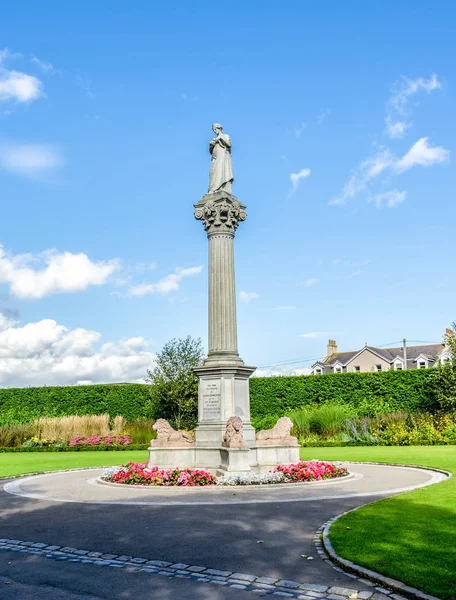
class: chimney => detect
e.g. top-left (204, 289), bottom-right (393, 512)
top-left (445, 328), bottom-right (454, 345)
top-left (327, 339), bottom-right (338, 357)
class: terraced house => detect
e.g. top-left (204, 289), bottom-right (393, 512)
top-left (311, 329), bottom-right (453, 375)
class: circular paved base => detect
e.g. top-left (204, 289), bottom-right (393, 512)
top-left (3, 462), bottom-right (444, 505)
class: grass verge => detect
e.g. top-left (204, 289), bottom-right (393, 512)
top-left (0, 450), bottom-right (149, 478)
top-left (300, 446), bottom-right (455, 600)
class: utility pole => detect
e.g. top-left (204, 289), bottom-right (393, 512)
top-left (403, 338), bottom-right (407, 370)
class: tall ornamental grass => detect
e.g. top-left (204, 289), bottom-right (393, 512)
top-left (289, 404), bottom-right (351, 439)
top-left (0, 423), bottom-right (33, 447)
top-left (123, 417), bottom-right (156, 444)
top-left (32, 415), bottom-right (111, 440)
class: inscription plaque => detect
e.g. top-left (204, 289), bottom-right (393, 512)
top-left (202, 380), bottom-right (221, 420)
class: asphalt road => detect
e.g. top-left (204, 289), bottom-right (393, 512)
top-left (0, 463), bottom-right (441, 599)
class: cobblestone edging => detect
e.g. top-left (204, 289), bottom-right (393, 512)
top-left (0, 537), bottom-right (409, 600)
top-left (316, 464), bottom-right (451, 600)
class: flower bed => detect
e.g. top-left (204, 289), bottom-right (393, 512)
top-left (102, 463), bottom-right (217, 486)
top-left (273, 460), bottom-right (348, 481)
top-left (101, 460), bottom-right (348, 487)
top-left (68, 434), bottom-right (132, 447)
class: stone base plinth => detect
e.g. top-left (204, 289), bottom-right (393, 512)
top-left (193, 363), bottom-right (256, 448)
top-left (255, 444), bottom-right (300, 472)
top-left (147, 446), bottom-right (196, 469)
top-left (219, 447), bottom-right (251, 475)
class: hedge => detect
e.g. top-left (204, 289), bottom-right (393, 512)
top-left (249, 368), bottom-right (438, 419)
top-left (0, 369), bottom-right (439, 427)
top-left (0, 383), bottom-right (152, 426)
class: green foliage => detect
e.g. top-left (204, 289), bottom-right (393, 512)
top-left (287, 407), bottom-right (312, 437)
top-left (146, 336), bottom-right (204, 430)
top-left (288, 404), bottom-right (352, 439)
top-left (250, 368), bottom-right (438, 419)
top-left (123, 418), bottom-right (156, 445)
top-left (434, 325), bottom-right (456, 411)
top-left (308, 404), bottom-right (351, 437)
top-left (0, 384), bottom-right (153, 427)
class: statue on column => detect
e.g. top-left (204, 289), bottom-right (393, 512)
top-left (208, 123), bottom-right (234, 194)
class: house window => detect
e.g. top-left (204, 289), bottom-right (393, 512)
top-left (335, 367), bottom-right (342, 373)
top-left (315, 367), bottom-right (323, 375)
top-left (418, 361), bottom-right (426, 369)
top-left (353, 366), bottom-right (360, 372)
top-left (394, 361), bottom-right (403, 370)
top-left (376, 364), bottom-right (382, 372)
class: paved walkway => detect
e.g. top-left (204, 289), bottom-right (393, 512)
top-left (0, 463), bottom-right (446, 599)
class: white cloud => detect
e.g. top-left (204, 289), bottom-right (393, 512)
top-left (274, 306), bottom-right (296, 311)
top-left (316, 108), bottom-right (331, 125)
top-left (0, 143), bottom-right (63, 175)
top-left (385, 74), bottom-right (441, 138)
top-left (362, 149), bottom-right (396, 178)
top-left (301, 278), bottom-right (318, 287)
top-left (369, 189), bottom-right (406, 208)
top-left (293, 122), bottom-right (307, 137)
top-left (396, 137), bottom-right (450, 172)
top-left (128, 266), bottom-right (203, 297)
top-left (333, 259), bottom-right (370, 267)
top-left (31, 56), bottom-right (57, 74)
top-left (0, 314), bottom-right (155, 386)
top-left (290, 168), bottom-right (311, 192)
top-left (297, 331), bottom-right (331, 339)
top-left (0, 68), bottom-right (43, 103)
top-left (0, 48), bottom-right (23, 64)
top-left (0, 245), bottom-right (119, 300)
top-left (252, 365), bottom-right (312, 378)
top-left (240, 291), bottom-right (259, 303)
top-left (332, 138), bottom-right (449, 207)
top-left (385, 117), bottom-right (410, 139)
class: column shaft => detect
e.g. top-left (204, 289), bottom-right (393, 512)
top-left (208, 233), bottom-right (238, 357)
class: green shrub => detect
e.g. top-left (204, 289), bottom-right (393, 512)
top-left (124, 418), bottom-right (156, 445)
top-left (308, 404), bottom-right (351, 437)
top-left (288, 407), bottom-right (312, 437)
top-left (251, 414), bottom-right (279, 431)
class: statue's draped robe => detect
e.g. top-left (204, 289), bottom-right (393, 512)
top-left (209, 133), bottom-right (234, 193)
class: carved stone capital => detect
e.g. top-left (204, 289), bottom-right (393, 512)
top-left (194, 191), bottom-right (246, 236)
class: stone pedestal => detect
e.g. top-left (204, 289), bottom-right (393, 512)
top-left (193, 364), bottom-right (256, 448)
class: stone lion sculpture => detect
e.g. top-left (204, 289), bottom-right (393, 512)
top-left (222, 416), bottom-right (247, 449)
top-left (150, 419), bottom-right (195, 447)
top-left (256, 417), bottom-right (298, 446)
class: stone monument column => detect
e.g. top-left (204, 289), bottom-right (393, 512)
top-left (193, 189), bottom-right (256, 455)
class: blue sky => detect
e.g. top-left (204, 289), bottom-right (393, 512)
top-left (0, 2), bottom-right (454, 385)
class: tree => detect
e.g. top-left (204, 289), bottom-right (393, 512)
top-left (146, 336), bottom-right (204, 430)
top-left (436, 324), bottom-right (456, 411)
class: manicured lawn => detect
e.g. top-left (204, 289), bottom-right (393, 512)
top-left (300, 446), bottom-right (456, 600)
top-left (0, 450), bottom-right (149, 478)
